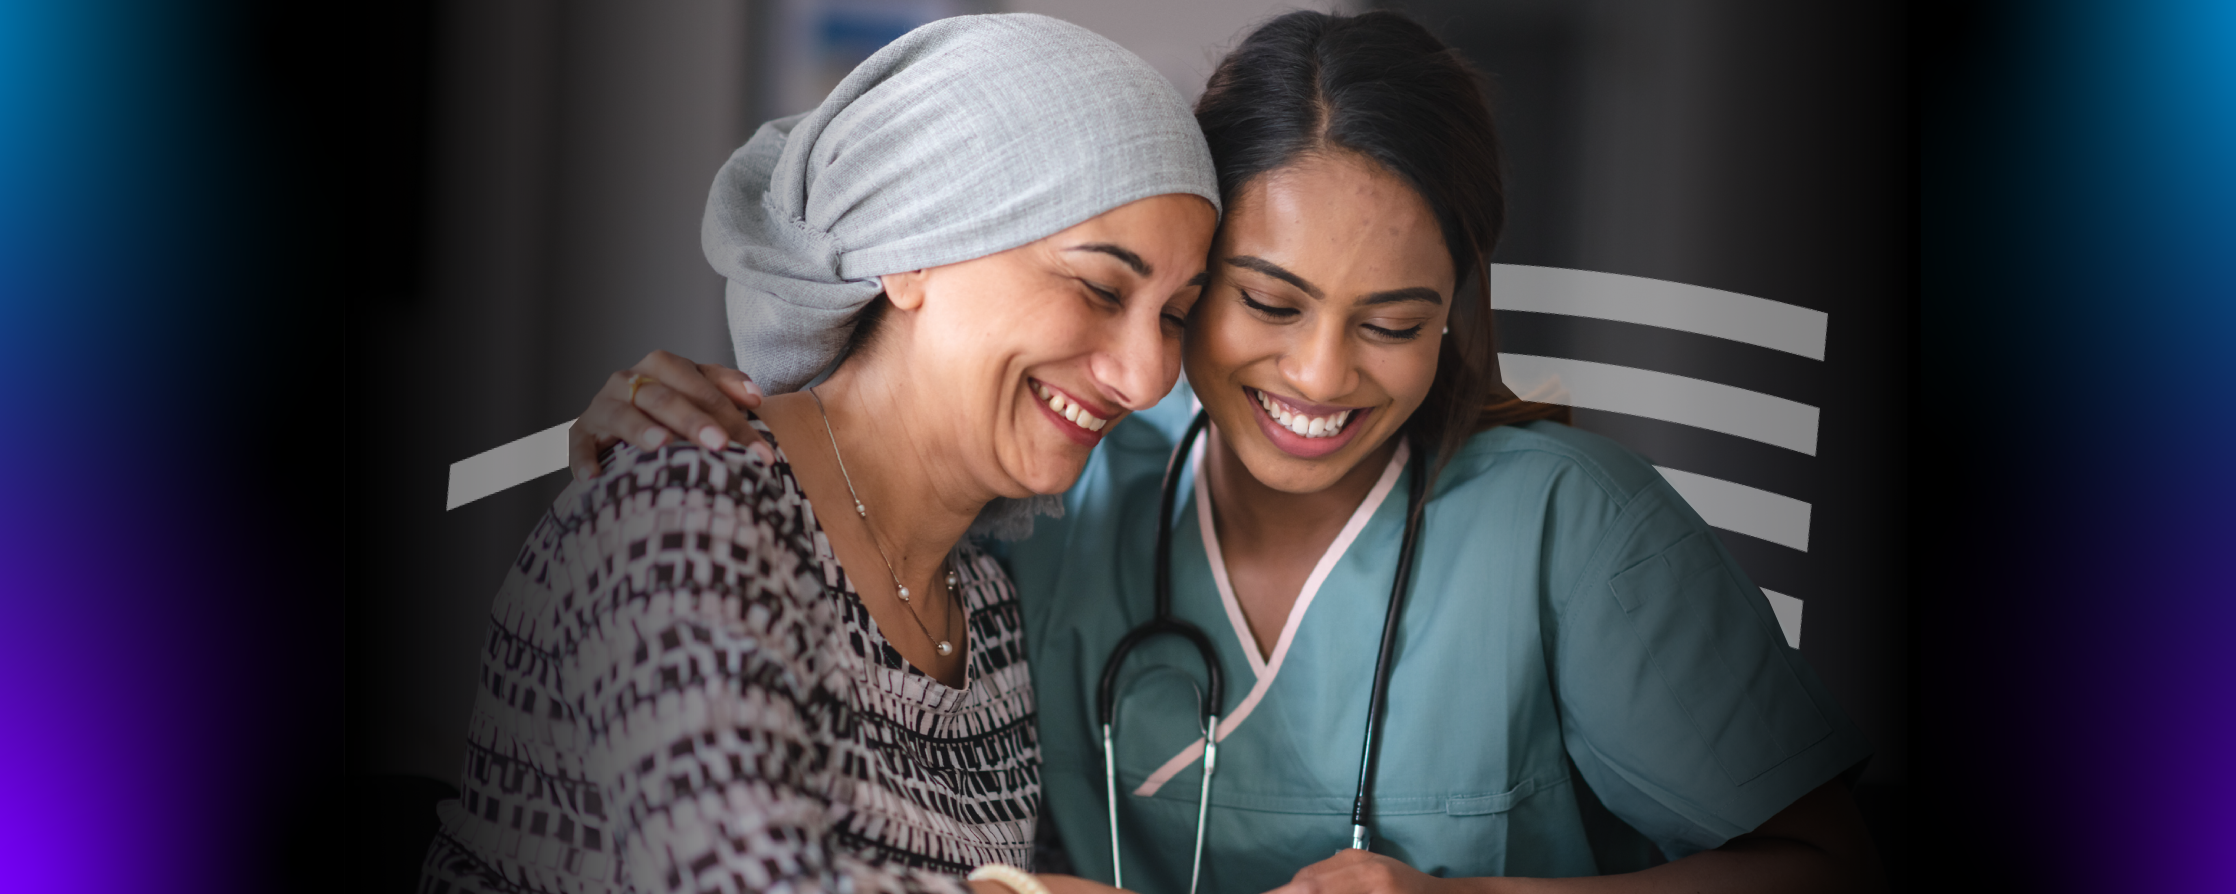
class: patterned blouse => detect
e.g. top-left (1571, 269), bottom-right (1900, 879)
top-left (421, 423), bottom-right (1040, 894)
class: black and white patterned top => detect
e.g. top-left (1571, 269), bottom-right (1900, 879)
top-left (421, 422), bottom-right (1039, 894)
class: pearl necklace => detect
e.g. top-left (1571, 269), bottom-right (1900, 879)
top-left (809, 387), bottom-right (961, 657)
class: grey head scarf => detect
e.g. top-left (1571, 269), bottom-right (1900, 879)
top-left (703, 12), bottom-right (1221, 394)
top-left (702, 13), bottom-right (1219, 537)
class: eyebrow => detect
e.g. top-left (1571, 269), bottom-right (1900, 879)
top-left (1360, 286), bottom-right (1444, 306)
top-left (1226, 256), bottom-right (1443, 306)
top-left (1224, 255), bottom-right (1322, 299)
top-left (1067, 244), bottom-right (1150, 276)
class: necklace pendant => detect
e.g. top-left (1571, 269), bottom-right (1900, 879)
top-left (945, 569), bottom-right (960, 588)
top-left (936, 640), bottom-right (953, 656)
top-left (897, 585), bottom-right (910, 602)
top-left (854, 501), bottom-right (866, 517)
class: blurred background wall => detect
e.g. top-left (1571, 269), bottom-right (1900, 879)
top-left (345, 0), bottom-right (1908, 887)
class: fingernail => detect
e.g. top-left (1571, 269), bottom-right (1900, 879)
top-left (644, 427), bottom-right (669, 448)
top-left (573, 464), bottom-right (591, 482)
top-left (750, 442), bottom-right (775, 465)
top-left (741, 376), bottom-right (764, 399)
top-left (698, 425), bottom-right (725, 451)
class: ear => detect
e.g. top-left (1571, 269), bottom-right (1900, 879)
top-left (880, 269), bottom-right (932, 311)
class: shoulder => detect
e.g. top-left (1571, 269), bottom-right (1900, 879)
top-left (542, 441), bottom-right (832, 629)
top-left (561, 439), bottom-right (811, 536)
top-left (1427, 421), bottom-right (1733, 601)
top-left (1433, 419), bottom-right (1668, 512)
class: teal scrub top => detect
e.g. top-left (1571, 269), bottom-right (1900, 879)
top-left (1000, 385), bottom-right (1869, 892)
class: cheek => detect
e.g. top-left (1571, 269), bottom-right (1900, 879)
top-left (1367, 339), bottom-right (1443, 411)
top-left (1395, 340), bottom-right (1443, 405)
top-left (1185, 301), bottom-right (1275, 380)
top-left (938, 274), bottom-right (1076, 356)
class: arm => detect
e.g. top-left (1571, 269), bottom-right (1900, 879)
top-left (1269, 778), bottom-right (1885, 894)
top-left (972, 877), bottom-right (1132, 894)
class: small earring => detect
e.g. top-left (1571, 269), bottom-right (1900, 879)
top-left (1442, 325), bottom-right (1450, 335)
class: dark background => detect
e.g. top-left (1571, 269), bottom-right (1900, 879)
top-left (7, 1), bottom-right (2232, 892)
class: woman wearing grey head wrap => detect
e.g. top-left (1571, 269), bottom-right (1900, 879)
top-left (425, 14), bottom-right (1216, 894)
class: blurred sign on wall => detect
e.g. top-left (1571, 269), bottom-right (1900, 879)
top-left (762, 0), bottom-right (980, 119)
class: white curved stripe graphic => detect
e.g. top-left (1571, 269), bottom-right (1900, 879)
top-left (446, 420), bottom-right (571, 509)
top-left (1498, 354), bottom-right (1821, 456)
top-left (1655, 466), bottom-right (1813, 552)
top-left (1762, 588), bottom-right (1804, 649)
top-left (1492, 264), bottom-right (1829, 360)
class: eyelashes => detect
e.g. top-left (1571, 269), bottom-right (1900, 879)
top-left (1086, 279), bottom-right (1192, 332)
top-left (1238, 291), bottom-right (1299, 319)
top-left (1241, 288), bottom-right (1425, 341)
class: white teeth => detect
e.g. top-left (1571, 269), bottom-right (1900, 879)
top-left (1034, 381), bottom-right (1106, 433)
top-left (1256, 389), bottom-right (1354, 439)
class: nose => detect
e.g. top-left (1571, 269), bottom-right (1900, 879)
top-left (1280, 316), bottom-right (1360, 402)
top-left (1088, 300), bottom-right (1177, 412)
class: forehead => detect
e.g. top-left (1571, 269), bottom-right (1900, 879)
top-left (1038, 194), bottom-right (1217, 268)
top-left (1221, 153), bottom-right (1454, 292)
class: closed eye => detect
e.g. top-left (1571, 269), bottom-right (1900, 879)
top-left (1239, 290), bottom-right (1299, 319)
top-left (1363, 322), bottom-right (1425, 341)
top-left (1081, 280), bottom-right (1122, 307)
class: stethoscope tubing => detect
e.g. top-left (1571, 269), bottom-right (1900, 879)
top-left (1098, 411), bottom-right (1222, 894)
top-left (1097, 410), bottom-right (1428, 886)
top-left (1350, 441), bottom-right (1428, 850)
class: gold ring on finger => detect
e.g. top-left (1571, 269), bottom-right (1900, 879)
top-left (628, 374), bottom-right (657, 406)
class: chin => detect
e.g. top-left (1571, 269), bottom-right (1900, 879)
top-left (1248, 453), bottom-right (1351, 495)
top-left (1233, 422), bottom-right (1394, 496)
top-left (1008, 444), bottom-right (1097, 497)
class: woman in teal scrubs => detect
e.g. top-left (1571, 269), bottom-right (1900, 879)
top-left (569, 10), bottom-right (1881, 893)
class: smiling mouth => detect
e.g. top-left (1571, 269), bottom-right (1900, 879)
top-left (1030, 380), bottom-right (1110, 433)
top-left (1250, 388), bottom-right (1362, 439)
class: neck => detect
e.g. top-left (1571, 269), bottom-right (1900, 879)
top-left (1202, 423), bottom-right (1400, 556)
top-left (758, 361), bottom-right (989, 578)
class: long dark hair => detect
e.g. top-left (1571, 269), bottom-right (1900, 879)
top-left (1195, 10), bottom-right (1566, 488)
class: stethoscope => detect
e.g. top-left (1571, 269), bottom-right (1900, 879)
top-left (1096, 410), bottom-right (1429, 894)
